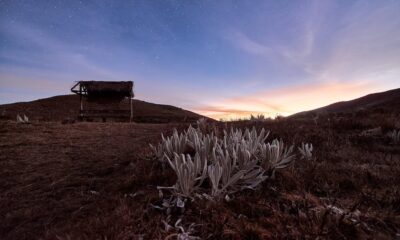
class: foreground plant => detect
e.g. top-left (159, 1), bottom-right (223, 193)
top-left (150, 129), bottom-right (190, 164)
top-left (196, 117), bottom-right (208, 133)
top-left (161, 153), bottom-right (207, 197)
top-left (152, 126), bottom-right (296, 199)
top-left (207, 146), bottom-right (266, 197)
top-left (259, 139), bottom-right (295, 178)
top-left (162, 217), bottom-right (201, 240)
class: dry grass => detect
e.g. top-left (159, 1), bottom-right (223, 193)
top-left (1, 111), bottom-right (399, 239)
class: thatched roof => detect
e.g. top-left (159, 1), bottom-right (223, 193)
top-left (71, 81), bottom-right (134, 103)
top-left (80, 81), bottom-right (133, 96)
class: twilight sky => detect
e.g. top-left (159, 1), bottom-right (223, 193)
top-left (0, 0), bottom-right (399, 119)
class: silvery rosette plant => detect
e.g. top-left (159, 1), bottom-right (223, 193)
top-left (150, 127), bottom-right (198, 164)
top-left (298, 143), bottom-right (313, 160)
top-left (152, 126), bottom-right (296, 199)
top-left (387, 129), bottom-right (400, 144)
top-left (259, 139), bottom-right (295, 178)
top-left (159, 153), bottom-right (207, 197)
top-left (16, 114), bottom-right (29, 124)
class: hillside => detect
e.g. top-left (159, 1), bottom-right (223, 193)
top-left (0, 95), bottom-right (206, 123)
top-left (292, 87), bottom-right (400, 117)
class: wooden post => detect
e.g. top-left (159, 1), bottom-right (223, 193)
top-left (130, 96), bottom-right (133, 122)
top-left (79, 84), bottom-right (83, 119)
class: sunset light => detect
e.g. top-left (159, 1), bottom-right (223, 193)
top-left (195, 81), bottom-right (388, 120)
top-left (1, 1), bottom-right (399, 117)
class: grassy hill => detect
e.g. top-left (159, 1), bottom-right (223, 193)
top-left (291, 88), bottom-right (400, 117)
top-left (0, 95), bottom-right (207, 123)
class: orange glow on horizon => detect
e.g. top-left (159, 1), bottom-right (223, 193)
top-left (193, 81), bottom-right (382, 120)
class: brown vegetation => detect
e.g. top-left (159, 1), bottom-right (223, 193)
top-left (1, 106), bottom-right (399, 239)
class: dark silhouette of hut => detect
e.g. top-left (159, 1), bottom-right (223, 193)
top-left (71, 81), bottom-right (134, 122)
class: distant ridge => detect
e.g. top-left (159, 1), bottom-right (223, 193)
top-left (0, 94), bottom-right (208, 123)
top-left (2, 88), bottom-right (399, 122)
top-left (291, 87), bottom-right (400, 117)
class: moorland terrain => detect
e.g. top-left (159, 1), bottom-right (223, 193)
top-left (1, 88), bottom-right (400, 239)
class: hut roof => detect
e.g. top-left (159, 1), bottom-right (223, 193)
top-left (71, 81), bottom-right (134, 102)
top-left (80, 81), bottom-right (133, 95)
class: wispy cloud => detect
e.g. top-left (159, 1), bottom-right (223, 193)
top-left (227, 29), bottom-right (271, 55)
top-left (1, 22), bottom-right (119, 78)
top-left (318, 1), bottom-right (400, 84)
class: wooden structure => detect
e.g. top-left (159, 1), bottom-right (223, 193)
top-left (71, 81), bottom-right (134, 122)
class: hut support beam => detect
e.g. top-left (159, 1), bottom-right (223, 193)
top-left (130, 97), bottom-right (133, 122)
top-left (79, 85), bottom-right (83, 118)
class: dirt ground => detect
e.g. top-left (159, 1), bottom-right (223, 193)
top-left (0, 121), bottom-right (184, 239)
top-left (1, 115), bottom-right (400, 239)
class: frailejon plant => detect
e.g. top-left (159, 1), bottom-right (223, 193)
top-left (298, 143), bottom-right (313, 160)
top-left (150, 129), bottom-right (191, 163)
top-left (152, 126), bottom-right (296, 199)
top-left (259, 139), bottom-right (295, 178)
top-left (207, 144), bottom-right (266, 197)
top-left (16, 114), bottom-right (29, 124)
top-left (159, 153), bottom-right (207, 197)
top-left (387, 130), bottom-right (400, 144)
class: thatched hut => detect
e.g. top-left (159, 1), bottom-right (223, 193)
top-left (71, 81), bottom-right (134, 121)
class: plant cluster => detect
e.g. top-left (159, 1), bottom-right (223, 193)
top-left (387, 129), bottom-right (400, 144)
top-left (151, 126), bottom-right (296, 199)
top-left (298, 142), bottom-right (313, 160)
top-left (250, 114), bottom-right (271, 122)
top-left (16, 114), bottom-right (29, 124)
